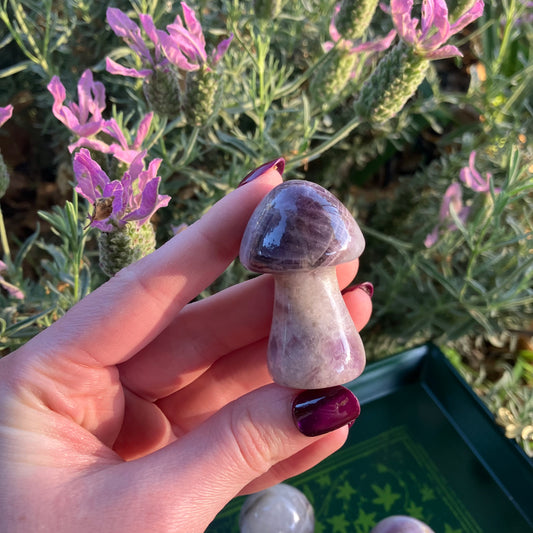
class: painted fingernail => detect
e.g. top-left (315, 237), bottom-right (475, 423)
top-left (238, 157), bottom-right (285, 187)
top-left (342, 282), bottom-right (374, 299)
top-left (292, 386), bottom-right (361, 437)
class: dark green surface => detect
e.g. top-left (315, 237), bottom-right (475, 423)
top-left (207, 345), bottom-right (533, 533)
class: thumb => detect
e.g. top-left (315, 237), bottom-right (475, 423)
top-left (104, 384), bottom-right (359, 532)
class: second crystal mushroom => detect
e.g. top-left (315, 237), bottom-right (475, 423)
top-left (240, 180), bottom-right (366, 389)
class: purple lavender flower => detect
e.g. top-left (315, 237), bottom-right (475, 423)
top-left (105, 8), bottom-right (172, 78)
top-left (460, 151), bottom-right (501, 193)
top-left (0, 105), bottom-right (13, 128)
top-left (71, 113), bottom-right (154, 165)
top-left (73, 148), bottom-right (170, 232)
top-left (325, 4), bottom-right (397, 54)
top-left (0, 260), bottom-right (24, 300)
top-left (160, 2), bottom-right (233, 70)
top-left (48, 70), bottom-right (106, 140)
top-left (391, 0), bottom-right (484, 59)
top-left (104, 113), bottom-right (154, 165)
top-left (106, 3), bottom-right (232, 78)
top-left (424, 182), bottom-right (470, 247)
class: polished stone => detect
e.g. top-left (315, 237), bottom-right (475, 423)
top-left (240, 180), bottom-right (366, 389)
top-left (239, 483), bottom-right (315, 533)
top-left (370, 516), bottom-right (436, 533)
top-left (269, 267), bottom-right (365, 388)
top-left (240, 180), bottom-right (365, 273)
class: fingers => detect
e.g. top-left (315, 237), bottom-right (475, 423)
top-left (103, 384), bottom-right (357, 532)
top-left (154, 282), bottom-right (372, 432)
top-left (119, 259), bottom-right (360, 401)
top-left (343, 283), bottom-right (373, 333)
top-left (19, 168), bottom-right (283, 370)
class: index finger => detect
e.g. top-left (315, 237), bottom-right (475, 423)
top-left (18, 168), bottom-right (284, 369)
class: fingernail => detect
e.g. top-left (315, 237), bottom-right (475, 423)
top-left (238, 157), bottom-right (285, 188)
top-left (342, 282), bottom-right (374, 299)
top-left (292, 386), bottom-right (361, 437)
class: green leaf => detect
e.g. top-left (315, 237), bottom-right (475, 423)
top-left (3, 307), bottom-right (54, 337)
top-left (0, 60), bottom-right (32, 78)
top-left (14, 224), bottom-right (39, 270)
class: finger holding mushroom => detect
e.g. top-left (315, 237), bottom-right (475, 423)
top-left (240, 180), bottom-right (366, 389)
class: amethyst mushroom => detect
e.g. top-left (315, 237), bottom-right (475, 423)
top-left (370, 516), bottom-right (435, 533)
top-left (239, 483), bottom-right (314, 533)
top-left (240, 180), bottom-right (366, 389)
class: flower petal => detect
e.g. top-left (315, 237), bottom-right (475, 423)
top-left (105, 57), bottom-right (152, 78)
top-left (137, 157), bottom-right (162, 192)
top-left (440, 182), bottom-right (462, 221)
top-left (352, 29), bottom-right (397, 53)
top-left (123, 176), bottom-right (169, 226)
top-left (0, 104), bottom-right (13, 128)
top-left (0, 276), bottom-right (24, 299)
top-left (166, 22), bottom-right (207, 63)
top-left (68, 137), bottom-right (112, 154)
top-left (422, 0), bottom-right (451, 51)
top-left (391, 0), bottom-right (418, 45)
top-left (139, 13), bottom-right (161, 61)
top-left (180, 2), bottom-right (206, 50)
top-left (329, 4), bottom-right (342, 43)
top-left (73, 148), bottom-right (110, 203)
top-left (424, 226), bottom-right (440, 247)
top-left (106, 7), bottom-right (151, 63)
top-left (104, 118), bottom-right (129, 150)
top-left (212, 34), bottom-right (233, 64)
top-left (158, 30), bottom-right (200, 70)
top-left (47, 76), bottom-right (80, 131)
top-left (450, 0), bottom-right (484, 34)
top-left (76, 70), bottom-right (95, 124)
top-left (133, 112), bottom-right (154, 149)
top-left (424, 44), bottom-right (462, 59)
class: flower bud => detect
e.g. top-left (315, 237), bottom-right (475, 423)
top-left (310, 49), bottom-right (358, 110)
top-left (143, 64), bottom-right (182, 118)
top-left (355, 41), bottom-right (429, 123)
top-left (253, 0), bottom-right (282, 20)
top-left (336, 0), bottom-right (380, 41)
top-left (183, 64), bottom-right (220, 127)
top-left (97, 221), bottom-right (156, 277)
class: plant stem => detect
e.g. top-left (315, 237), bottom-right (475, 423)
top-left (286, 115), bottom-right (362, 171)
top-left (0, 204), bottom-right (10, 262)
top-left (493, 0), bottom-right (516, 74)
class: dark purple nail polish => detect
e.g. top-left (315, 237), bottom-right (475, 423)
top-left (342, 282), bottom-right (374, 299)
top-left (292, 386), bottom-right (361, 437)
top-left (238, 157), bottom-right (285, 187)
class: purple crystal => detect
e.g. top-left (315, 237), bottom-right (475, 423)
top-left (239, 483), bottom-right (314, 533)
top-left (370, 516), bottom-right (436, 533)
top-left (239, 180), bottom-right (366, 389)
top-left (240, 180), bottom-right (364, 273)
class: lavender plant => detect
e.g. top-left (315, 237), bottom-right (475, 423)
top-left (0, 0), bottom-right (531, 450)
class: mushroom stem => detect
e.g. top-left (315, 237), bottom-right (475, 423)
top-left (268, 266), bottom-right (365, 389)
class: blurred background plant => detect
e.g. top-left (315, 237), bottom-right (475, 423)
top-left (0, 0), bottom-right (531, 454)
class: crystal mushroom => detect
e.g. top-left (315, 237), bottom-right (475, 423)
top-left (370, 516), bottom-right (436, 533)
top-left (239, 483), bottom-right (314, 533)
top-left (239, 180), bottom-right (366, 389)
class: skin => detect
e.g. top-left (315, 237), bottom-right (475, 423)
top-left (0, 168), bottom-right (372, 533)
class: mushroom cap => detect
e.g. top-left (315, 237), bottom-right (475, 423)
top-left (370, 516), bottom-right (435, 533)
top-left (240, 180), bottom-right (365, 273)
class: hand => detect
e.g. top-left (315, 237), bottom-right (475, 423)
top-left (0, 166), bottom-right (372, 532)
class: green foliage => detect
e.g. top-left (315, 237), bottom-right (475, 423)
top-left (362, 144), bottom-right (532, 350)
top-left (0, 0), bottom-right (531, 448)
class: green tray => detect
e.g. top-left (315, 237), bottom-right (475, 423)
top-left (208, 344), bottom-right (533, 533)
